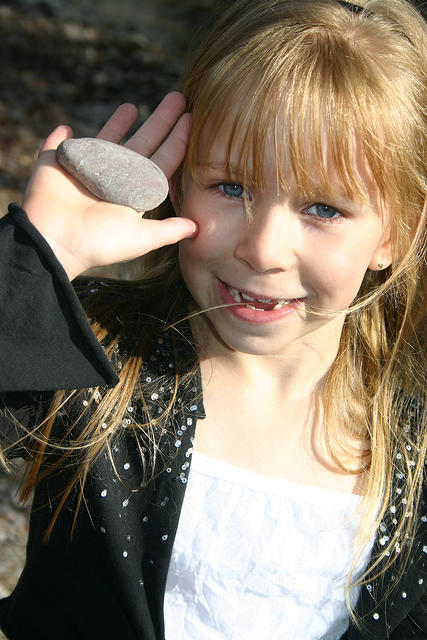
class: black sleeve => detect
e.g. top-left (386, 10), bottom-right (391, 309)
top-left (0, 204), bottom-right (119, 393)
top-left (389, 598), bottom-right (427, 639)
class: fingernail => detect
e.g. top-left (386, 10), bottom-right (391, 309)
top-left (189, 221), bottom-right (198, 237)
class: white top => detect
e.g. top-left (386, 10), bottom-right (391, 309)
top-left (164, 451), bottom-right (374, 640)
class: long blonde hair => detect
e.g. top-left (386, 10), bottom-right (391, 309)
top-left (14, 0), bottom-right (426, 618)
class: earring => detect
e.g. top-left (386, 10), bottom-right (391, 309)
top-left (377, 260), bottom-right (384, 269)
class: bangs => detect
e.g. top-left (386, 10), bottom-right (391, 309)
top-left (187, 63), bottom-right (374, 206)
top-left (186, 42), bottom-right (386, 206)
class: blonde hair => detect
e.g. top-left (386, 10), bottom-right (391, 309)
top-left (13, 0), bottom-right (427, 622)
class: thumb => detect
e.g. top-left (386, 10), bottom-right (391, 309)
top-left (38, 125), bottom-right (74, 156)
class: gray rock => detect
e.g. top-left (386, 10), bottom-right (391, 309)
top-left (56, 138), bottom-right (169, 212)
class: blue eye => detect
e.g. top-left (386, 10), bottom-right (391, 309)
top-left (219, 183), bottom-right (245, 199)
top-left (305, 203), bottom-right (340, 220)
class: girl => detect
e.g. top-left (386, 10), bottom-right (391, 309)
top-left (0, 0), bottom-right (425, 638)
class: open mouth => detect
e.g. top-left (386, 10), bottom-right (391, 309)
top-left (225, 284), bottom-right (293, 311)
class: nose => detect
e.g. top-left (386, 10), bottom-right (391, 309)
top-left (234, 202), bottom-right (297, 273)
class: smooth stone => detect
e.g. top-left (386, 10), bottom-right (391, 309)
top-left (56, 138), bottom-right (169, 212)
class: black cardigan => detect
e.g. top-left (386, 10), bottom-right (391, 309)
top-left (0, 205), bottom-right (425, 639)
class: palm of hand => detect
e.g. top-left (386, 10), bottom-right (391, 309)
top-left (22, 93), bottom-right (196, 280)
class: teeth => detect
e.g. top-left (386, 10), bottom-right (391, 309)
top-left (226, 284), bottom-right (293, 309)
top-left (273, 300), bottom-right (291, 309)
top-left (228, 287), bottom-right (242, 303)
top-left (241, 292), bottom-right (256, 302)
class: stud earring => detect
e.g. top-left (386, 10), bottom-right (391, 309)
top-left (377, 260), bottom-right (384, 269)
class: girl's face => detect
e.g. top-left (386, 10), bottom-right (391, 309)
top-left (177, 119), bottom-right (392, 358)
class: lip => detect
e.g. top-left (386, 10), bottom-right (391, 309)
top-left (216, 279), bottom-right (304, 324)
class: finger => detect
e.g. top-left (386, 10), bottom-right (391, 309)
top-left (85, 214), bottom-right (198, 268)
top-left (150, 113), bottom-right (191, 178)
top-left (96, 103), bottom-right (139, 143)
top-left (39, 125), bottom-right (73, 156)
top-left (125, 92), bottom-right (186, 156)
top-left (137, 216), bottom-right (198, 252)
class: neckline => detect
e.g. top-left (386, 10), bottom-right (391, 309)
top-left (190, 450), bottom-right (364, 509)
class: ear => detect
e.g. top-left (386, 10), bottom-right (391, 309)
top-left (368, 232), bottom-right (392, 271)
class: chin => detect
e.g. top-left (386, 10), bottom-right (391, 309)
top-left (215, 331), bottom-right (291, 357)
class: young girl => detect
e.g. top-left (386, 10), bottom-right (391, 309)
top-left (0, 0), bottom-right (425, 638)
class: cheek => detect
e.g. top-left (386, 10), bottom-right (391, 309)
top-left (180, 203), bottom-right (236, 265)
top-left (178, 218), bottom-right (224, 285)
top-left (179, 223), bottom-right (220, 269)
top-left (178, 227), bottom-right (226, 305)
top-left (312, 239), bottom-right (379, 306)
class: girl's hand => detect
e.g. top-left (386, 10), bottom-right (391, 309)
top-left (22, 92), bottom-right (197, 280)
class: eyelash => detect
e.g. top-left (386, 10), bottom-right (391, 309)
top-left (213, 183), bottom-right (344, 224)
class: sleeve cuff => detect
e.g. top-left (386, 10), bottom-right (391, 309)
top-left (0, 204), bottom-right (119, 392)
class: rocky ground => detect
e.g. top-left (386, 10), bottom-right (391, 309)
top-left (0, 0), bottom-right (219, 619)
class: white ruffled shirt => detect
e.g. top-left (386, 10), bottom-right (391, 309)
top-left (164, 451), bottom-right (374, 640)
